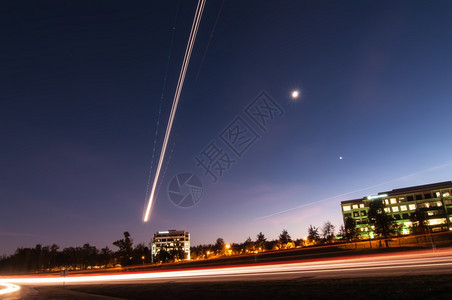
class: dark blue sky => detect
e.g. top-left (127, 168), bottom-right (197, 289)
top-left (1, 0), bottom-right (452, 255)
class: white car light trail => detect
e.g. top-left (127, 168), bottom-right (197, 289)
top-left (1, 249), bottom-right (451, 287)
top-left (0, 282), bottom-right (20, 295)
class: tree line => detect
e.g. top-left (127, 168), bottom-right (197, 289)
top-left (0, 200), bottom-right (435, 274)
top-left (0, 232), bottom-right (149, 274)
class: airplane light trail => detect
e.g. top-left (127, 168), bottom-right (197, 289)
top-left (143, 0), bottom-right (206, 222)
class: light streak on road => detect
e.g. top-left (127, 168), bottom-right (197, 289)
top-left (0, 282), bottom-right (20, 295)
top-left (2, 249), bottom-right (452, 287)
top-left (143, 0), bottom-right (207, 222)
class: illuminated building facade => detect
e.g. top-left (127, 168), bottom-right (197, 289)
top-left (151, 230), bottom-right (190, 261)
top-left (341, 181), bottom-right (452, 238)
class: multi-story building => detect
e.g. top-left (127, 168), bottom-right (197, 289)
top-left (341, 181), bottom-right (452, 238)
top-left (151, 230), bottom-right (190, 261)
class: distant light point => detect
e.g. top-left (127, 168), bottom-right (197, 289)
top-left (291, 90), bottom-right (300, 99)
top-left (339, 156), bottom-right (343, 160)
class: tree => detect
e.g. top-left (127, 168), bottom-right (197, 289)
top-left (243, 237), bottom-right (254, 252)
top-left (321, 221), bottom-right (335, 243)
top-left (132, 243), bottom-right (150, 264)
top-left (410, 208), bottom-right (429, 234)
top-left (113, 232), bottom-right (134, 266)
top-left (213, 238), bottom-right (225, 255)
top-left (49, 244), bottom-right (60, 270)
top-left (278, 229), bottom-right (292, 249)
top-left (343, 217), bottom-right (360, 242)
top-left (81, 243), bottom-right (98, 268)
top-left (156, 246), bottom-right (171, 263)
top-left (367, 199), bottom-right (397, 247)
top-left (256, 232), bottom-right (266, 251)
top-left (99, 247), bottom-right (114, 267)
top-left (307, 225), bottom-right (321, 244)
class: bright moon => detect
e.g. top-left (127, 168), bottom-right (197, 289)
top-left (339, 156), bottom-right (343, 160)
top-left (291, 90), bottom-right (300, 99)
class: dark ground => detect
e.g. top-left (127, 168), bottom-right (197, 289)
top-left (30, 274), bottom-right (452, 300)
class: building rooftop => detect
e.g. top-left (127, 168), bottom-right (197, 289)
top-left (341, 180), bottom-right (452, 204)
top-left (341, 198), bottom-right (364, 204)
top-left (385, 181), bottom-right (452, 195)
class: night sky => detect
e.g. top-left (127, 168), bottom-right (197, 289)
top-left (1, 0), bottom-right (452, 255)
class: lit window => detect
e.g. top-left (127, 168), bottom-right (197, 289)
top-left (404, 221), bottom-right (412, 227)
top-left (443, 192), bottom-right (450, 197)
top-left (390, 198), bottom-right (397, 204)
top-left (392, 206), bottom-right (399, 212)
top-left (437, 201), bottom-right (442, 207)
top-left (436, 192), bottom-right (441, 197)
top-left (352, 204), bottom-right (358, 209)
top-left (384, 207), bottom-right (390, 213)
top-left (400, 205), bottom-right (407, 211)
top-left (399, 197), bottom-right (405, 202)
top-left (384, 199), bottom-right (389, 205)
top-left (343, 206), bottom-right (351, 211)
top-left (359, 204), bottom-right (365, 208)
top-left (428, 218), bottom-right (446, 225)
top-left (409, 204), bottom-right (416, 210)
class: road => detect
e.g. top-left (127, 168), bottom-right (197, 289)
top-left (1, 247), bottom-right (452, 297)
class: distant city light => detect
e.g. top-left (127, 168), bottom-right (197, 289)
top-left (291, 90), bottom-right (300, 99)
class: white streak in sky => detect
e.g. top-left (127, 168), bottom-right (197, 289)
top-left (255, 161), bottom-right (452, 221)
top-left (144, 0), bottom-right (206, 222)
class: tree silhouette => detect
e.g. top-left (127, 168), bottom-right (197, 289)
top-left (343, 217), bottom-right (360, 241)
top-left (278, 229), bottom-right (292, 249)
top-left (113, 232), bottom-right (134, 266)
top-left (256, 232), bottom-right (266, 251)
top-left (410, 208), bottom-right (429, 234)
top-left (214, 238), bottom-right (225, 255)
top-left (308, 225), bottom-right (321, 244)
top-left (244, 237), bottom-right (254, 252)
top-left (367, 199), bottom-right (396, 247)
top-left (322, 221), bottom-right (335, 243)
